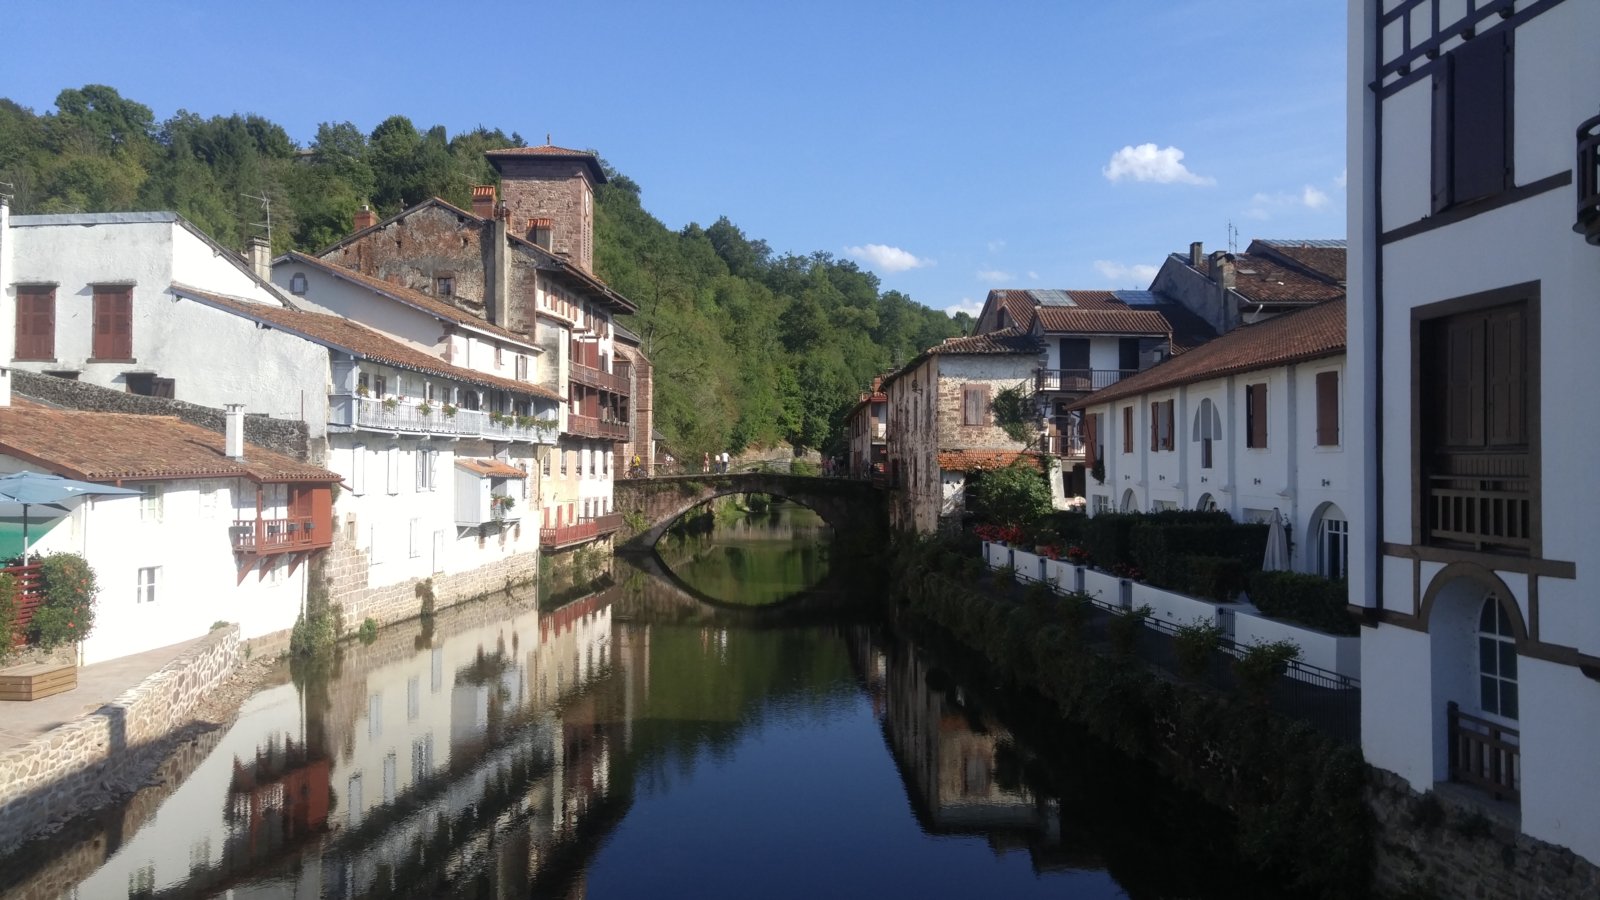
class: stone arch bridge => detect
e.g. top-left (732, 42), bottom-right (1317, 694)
top-left (612, 474), bottom-right (885, 550)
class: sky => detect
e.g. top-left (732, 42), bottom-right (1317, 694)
top-left (1, 0), bottom-right (1347, 319)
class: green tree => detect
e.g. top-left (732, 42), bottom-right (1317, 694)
top-left (968, 462), bottom-right (1053, 530)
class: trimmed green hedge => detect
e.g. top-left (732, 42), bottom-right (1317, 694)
top-left (1248, 571), bottom-right (1356, 635)
top-left (1180, 555), bottom-right (1252, 603)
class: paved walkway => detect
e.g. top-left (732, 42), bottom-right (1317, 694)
top-left (0, 636), bottom-right (208, 753)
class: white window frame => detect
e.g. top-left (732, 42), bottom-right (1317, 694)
top-left (409, 518), bottom-right (421, 558)
top-left (140, 484), bottom-right (164, 523)
top-left (136, 566), bottom-right (160, 604)
top-left (352, 444), bottom-right (367, 496)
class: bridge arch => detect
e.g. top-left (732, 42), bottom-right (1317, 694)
top-left (612, 474), bottom-right (885, 551)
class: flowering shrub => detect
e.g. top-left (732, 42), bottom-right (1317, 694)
top-left (30, 552), bottom-right (97, 649)
top-left (1036, 544), bottom-right (1061, 561)
top-left (1065, 545), bottom-right (1091, 565)
top-left (1110, 562), bottom-right (1144, 581)
top-left (973, 524), bottom-right (1025, 544)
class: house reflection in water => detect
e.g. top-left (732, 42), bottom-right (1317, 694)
top-left (224, 733), bottom-right (332, 866)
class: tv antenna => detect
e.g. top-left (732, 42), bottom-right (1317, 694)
top-left (1227, 220), bottom-right (1239, 254)
top-left (242, 191), bottom-right (272, 246)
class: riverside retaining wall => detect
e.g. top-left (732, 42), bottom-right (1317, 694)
top-left (0, 626), bottom-right (241, 855)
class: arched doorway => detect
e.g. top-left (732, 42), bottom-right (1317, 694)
top-left (1196, 492), bottom-right (1217, 513)
top-left (1119, 488), bottom-right (1137, 513)
top-left (1307, 501), bottom-right (1348, 580)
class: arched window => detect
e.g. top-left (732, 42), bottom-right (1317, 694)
top-left (1120, 489), bottom-right (1137, 512)
top-left (1318, 507), bottom-right (1349, 580)
top-left (1197, 493), bottom-right (1217, 512)
top-left (1192, 398), bottom-right (1222, 469)
top-left (1478, 597), bottom-right (1518, 720)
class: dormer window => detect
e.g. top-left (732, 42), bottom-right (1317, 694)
top-left (289, 272), bottom-right (308, 295)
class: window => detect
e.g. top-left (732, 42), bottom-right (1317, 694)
top-left (199, 486), bottom-right (218, 519)
top-left (91, 286), bottom-right (133, 360)
top-left (352, 444), bottom-right (367, 495)
top-left (1320, 516), bottom-right (1349, 581)
top-left (1193, 398), bottom-right (1221, 468)
top-left (140, 484), bottom-right (164, 522)
top-left (1432, 31), bottom-right (1511, 213)
top-left (542, 452), bottom-right (551, 477)
top-left (348, 774), bottom-right (364, 828)
top-left (383, 752), bottom-right (397, 805)
top-left (136, 566), bottom-right (160, 604)
top-left (1122, 406), bottom-right (1133, 453)
top-left (415, 449), bottom-right (436, 491)
top-left (1246, 383), bottom-right (1268, 449)
top-left (125, 374), bottom-right (175, 398)
top-left (409, 519), bottom-right (421, 558)
top-left (435, 276), bottom-right (454, 297)
top-left (1149, 400), bottom-right (1174, 451)
top-left (1092, 494), bottom-right (1111, 514)
top-left (961, 384), bottom-right (991, 426)
top-left (1478, 597), bottom-right (1518, 720)
top-left (289, 272), bottom-right (308, 295)
top-left (560, 450), bottom-right (569, 476)
top-left (516, 355), bottom-right (529, 381)
top-left (1315, 371), bottom-right (1341, 447)
top-left (14, 285), bottom-right (55, 360)
top-left (386, 446), bottom-right (400, 495)
top-left (496, 345), bottom-right (503, 367)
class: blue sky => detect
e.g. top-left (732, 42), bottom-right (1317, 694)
top-left (2, 0), bottom-right (1346, 318)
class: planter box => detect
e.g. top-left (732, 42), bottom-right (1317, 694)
top-left (1132, 582), bottom-right (1245, 635)
top-left (1044, 559), bottom-right (1077, 593)
top-left (1082, 568), bottom-right (1126, 608)
top-left (983, 542), bottom-right (1013, 570)
top-left (1012, 550), bottom-right (1047, 583)
top-left (1234, 610), bottom-right (1361, 681)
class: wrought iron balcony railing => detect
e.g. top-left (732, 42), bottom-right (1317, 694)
top-left (1576, 110), bottom-right (1600, 245)
top-left (1035, 368), bottom-right (1138, 394)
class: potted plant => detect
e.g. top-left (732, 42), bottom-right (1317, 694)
top-left (382, 396), bottom-right (399, 412)
top-left (356, 383), bottom-right (370, 398)
top-left (417, 401), bottom-right (433, 417)
top-left (489, 411), bottom-right (506, 425)
top-left (443, 404), bottom-right (458, 418)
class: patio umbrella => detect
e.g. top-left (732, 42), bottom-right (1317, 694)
top-left (0, 472), bottom-right (140, 563)
top-left (1262, 507), bottom-right (1290, 572)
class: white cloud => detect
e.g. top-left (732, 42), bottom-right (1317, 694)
top-left (843, 243), bottom-right (932, 273)
top-left (987, 239), bottom-right (1006, 253)
top-left (976, 269), bottom-right (1015, 283)
top-left (1302, 185), bottom-right (1331, 210)
top-left (1093, 260), bottom-right (1159, 286)
top-left (1027, 271), bottom-right (1040, 281)
top-left (1245, 182), bottom-right (1339, 220)
top-left (1335, 168), bottom-right (1348, 189)
top-left (945, 297), bottom-right (983, 318)
top-left (1103, 143), bottom-right (1215, 185)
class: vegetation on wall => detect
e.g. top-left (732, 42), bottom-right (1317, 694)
top-left (0, 85), bottom-right (969, 457)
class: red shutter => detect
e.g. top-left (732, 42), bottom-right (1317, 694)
top-left (1122, 406), bottom-right (1133, 453)
top-left (1247, 384), bottom-right (1268, 448)
top-left (1315, 372), bottom-right (1340, 446)
top-left (15, 288), bottom-right (55, 360)
top-left (1084, 413), bottom-right (1098, 470)
top-left (92, 288), bottom-right (133, 360)
top-left (1163, 401), bottom-right (1175, 450)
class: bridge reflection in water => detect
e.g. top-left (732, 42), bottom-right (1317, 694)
top-left (4, 521), bottom-right (1287, 898)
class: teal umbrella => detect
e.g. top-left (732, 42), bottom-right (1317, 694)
top-left (0, 471), bottom-right (140, 563)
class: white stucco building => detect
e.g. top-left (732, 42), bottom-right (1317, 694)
top-left (1349, 0), bottom-right (1600, 865)
top-left (1072, 300), bottom-right (1351, 579)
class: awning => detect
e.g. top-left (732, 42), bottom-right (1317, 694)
top-left (455, 458), bottom-right (527, 479)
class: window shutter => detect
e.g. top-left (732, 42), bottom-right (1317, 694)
top-left (1247, 384), bottom-right (1268, 448)
top-left (962, 385), bottom-right (975, 425)
top-left (1150, 402), bottom-right (1159, 451)
top-left (1122, 406), bottom-right (1133, 453)
top-left (1486, 306), bottom-right (1526, 447)
top-left (1431, 57), bottom-right (1453, 213)
top-left (1316, 372), bottom-right (1340, 446)
top-left (15, 288), bottom-right (55, 360)
top-left (1445, 317), bottom-right (1486, 446)
top-left (978, 384), bottom-right (991, 426)
top-left (1451, 31), bottom-right (1510, 205)
top-left (1163, 401), bottom-right (1175, 450)
top-left (1084, 413), bottom-right (1098, 471)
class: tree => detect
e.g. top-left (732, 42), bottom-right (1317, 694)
top-left (968, 462), bottom-right (1053, 530)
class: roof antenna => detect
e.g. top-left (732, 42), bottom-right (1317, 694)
top-left (1227, 220), bottom-right (1239, 254)
top-left (546, 132), bottom-right (552, 145)
top-left (242, 191), bottom-right (272, 247)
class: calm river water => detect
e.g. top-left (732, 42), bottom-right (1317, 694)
top-left (1, 503), bottom-right (1288, 899)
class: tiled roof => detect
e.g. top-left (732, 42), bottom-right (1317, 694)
top-left (933, 327), bottom-right (1041, 355)
top-left (1069, 299), bottom-right (1346, 409)
top-left (1250, 239), bottom-right (1347, 284)
top-left (485, 145), bottom-right (607, 183)
top-left (455, 458), bottom-right (527, 478)
top-left (171, 285), bottom-right (562, 402)
top-left (0, 407), bottom-right (340, 483)
top-left (984, 290), bottom-right (1038, 332)
top-left (282, 252), bottom-right (537, 349)
top-left (936, 450), bottom-right (1043, 472)
top-left (1034, 307), bottom-right (1172, 336)
top-left (1194, 252), bottom-right (1344, 306)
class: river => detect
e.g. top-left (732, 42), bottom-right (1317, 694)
top-left (0, 502), bottom-right (1289, 899)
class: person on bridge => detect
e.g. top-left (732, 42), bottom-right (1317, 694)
top-left (702, 451), bottom-right (710, 474)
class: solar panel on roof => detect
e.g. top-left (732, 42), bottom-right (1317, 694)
top-left (1030, 289), bottom-right (1076, 307)
top-left (1114, 290), bottom-right (1161, 306)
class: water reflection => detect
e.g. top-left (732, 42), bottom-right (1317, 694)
top-left (5, 544), bottom-right (1290, 898)
top-left (655, 500), bottom-right (833, 606)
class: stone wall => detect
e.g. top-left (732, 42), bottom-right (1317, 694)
top-left (0, 626), bottom-right (241, 855)
top-left (497, 158), bottom-right (595, 272)
top-left (1368, 769), bottom-right (1600, 899)
top-left (322, 528), bottom-right (539, 630)
top-left (13, 370), bottom-right (313, 461)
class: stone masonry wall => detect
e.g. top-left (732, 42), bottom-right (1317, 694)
top-left (1368, 769), bottom-right (1600, 899)
top-left (322, 527), bottom-right (539, 631)
top-left (13, 370), bottom-right (312, 461)
top-left (0, 626), bottom-right (241, 855)
top-left (498, 158), bottom-right (594, 272)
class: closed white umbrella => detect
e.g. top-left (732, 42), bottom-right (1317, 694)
top-left (1262, 507), bottom-right (1290, 572)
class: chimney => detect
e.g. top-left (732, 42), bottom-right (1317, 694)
top-left (0, 196), bottom-right (11, 362)
top-left (471, 185), bottom-right (496, 219)
top-left (1189, 241), bottom-right (1204, 267)
top-left (246, 236), bottom-right (272, 281)
top-left (489, 206), bottom-right (512, 328)
top-left (1209, 250), bottom-right (1235, 289)
top-left (353, 205), bottom-right (376, 232)
top-left (528, 217), bottom-right (554, 251)
top-left (225, 404), bottom-right (246, 461)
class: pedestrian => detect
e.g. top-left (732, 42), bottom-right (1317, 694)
top-left (720, 451), bottom-right (730, 474)
top-left (702, 451), bottom-right (710, 474)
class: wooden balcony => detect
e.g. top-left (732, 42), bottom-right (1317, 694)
top-left (1577, 110), bottom-right (1600, 245)
top-left (1426, 473), bottom-right (1532, 553)
top-left (540, 514), bottom-right (625, 550)
top-left (571, 362), bottom-right (630, 396)
top-left (566, 413), bottom-right (630, 442)
top-left (232, 516), bottom-right (330, 554)
top-left (2, 564), bottom-right (43, 648)
top-left (1035, 368), bottom-right (1137, 394)
top-left (1448, 702), bottom-right (1520, 802)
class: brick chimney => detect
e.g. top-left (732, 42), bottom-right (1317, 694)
top-left (471, 185), bottom-right (496, 219)
top-left (1209, 250), bottom-right (1235, 289)
top-left (1189, 241), bottom-right (1204, 267)
top-left (353, 205), bottom-right (376, 232)
top-left (246, 236), bottom-right (272, 281)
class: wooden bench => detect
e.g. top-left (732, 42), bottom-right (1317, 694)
top-left (0, 663), bottom-right (78, 701)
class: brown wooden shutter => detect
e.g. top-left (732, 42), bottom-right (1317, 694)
top-left (1122, 406), bottom-right (1133, 453)
top-left (1247, 384), bottom-right (1268, 448)
top-left (1163, 401), bottom-right (1175, 450)
top-left (1487, 306), bottom-right (1526, 447)
top-left (15, 288), bottom-right (55, 360)
top-left (1149, 402), bottom-right (1159, 451)
top-left (1084, 412), bottom-right (1098, 470)
top-left (978, 384), bottom-right (991, 426)
top-left (1315, 371), bottom-right (1340, 446)
top-left (1452, 31), bottom-right (1510, 205)
top-left (92, 288), bottom-right (132, 360)
top-left (1444, 317), bottom-right (1485, 447)
top-left (1431, 57), bottom-right (1453, 214)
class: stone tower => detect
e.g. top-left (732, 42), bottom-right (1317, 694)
top-left (485, 144), bottom-right (607, 273)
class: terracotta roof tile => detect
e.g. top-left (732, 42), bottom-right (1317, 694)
top-left (1195, 252), bottom-right (1344, 306)
top-left (936, 450), bottom-right (1043, 472)
top-left (1069, 299), bottom-right (1345, 409)
top-left (1250, 240), bottom-right (1347, 284)
top-left (171, 286), bottom-right (562, 402)
top-left (985, 290), bottom-right (1038, 332)
top-left (283, 253), bottom-right (537, 348)
top-left (0, 408), bottom-right (340, 483)
top-left (934, 327), bottom-right (1041, 355)
top-left (455, 458), bottom-right (527, 478)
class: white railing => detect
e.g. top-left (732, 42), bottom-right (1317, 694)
top-left (335, 395), bottom-right (557, 444)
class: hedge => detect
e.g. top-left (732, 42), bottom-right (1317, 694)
top-left (1248, 571), bottom-right (1356, 635)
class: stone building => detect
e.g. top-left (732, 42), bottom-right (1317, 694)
top-left (879, 328), bottom-right (1043, 534)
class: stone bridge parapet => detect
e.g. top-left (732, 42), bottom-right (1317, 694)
top-left (613, 474), bottom-right (885, 549)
